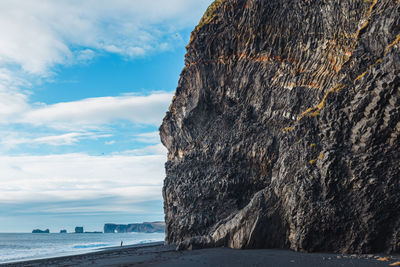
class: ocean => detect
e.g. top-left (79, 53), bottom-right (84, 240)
top-left (0, 232), bottom-right (165, 264)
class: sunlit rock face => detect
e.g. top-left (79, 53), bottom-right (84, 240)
top-left (160, 0), bottom-right (400, 254)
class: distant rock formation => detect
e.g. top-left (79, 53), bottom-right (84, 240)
top-left (32, 229), bottom-right (49, 233)
top-left (160, 0), bottom-right (400, 254)
top-left (104, 222), bottom-right (165, 233)
top-left (75, 227), bottom-right (84, 233)
top-left (60, 230), bottom-right (67, 233)
top-left (84, 231), bottom-right (102, 234)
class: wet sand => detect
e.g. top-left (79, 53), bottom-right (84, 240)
top-left (1, 242), bottom-right (399, 267)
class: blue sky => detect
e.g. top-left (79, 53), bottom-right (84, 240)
top-left (0, 0), bottom-right (212, 232)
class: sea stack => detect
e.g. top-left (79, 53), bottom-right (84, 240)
top-left (32, 229), bottom-right (50, 234)
top-left (160, 0), bottom-right (400, 253)
top-left (75, 227), bottom-right (84, 233)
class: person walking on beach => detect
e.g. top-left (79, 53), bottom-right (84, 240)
top-left (120, 241), bottom-right (123, 247)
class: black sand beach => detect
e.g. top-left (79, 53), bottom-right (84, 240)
top-left (1, 242), bottom-right (399, 267)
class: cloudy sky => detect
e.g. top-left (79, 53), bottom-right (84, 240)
top-left (0, 0), bottom-right (212, 232)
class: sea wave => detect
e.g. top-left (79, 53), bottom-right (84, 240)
top-left (73, 243), bottom-right (109, 249)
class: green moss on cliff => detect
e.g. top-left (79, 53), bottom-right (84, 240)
top-left (188, 0), bottom-right (225, 45)
top-left (196, 0), bottom-right (225, 31)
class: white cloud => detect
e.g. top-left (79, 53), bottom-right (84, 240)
top-left (120, 144), bottom-right (167, 156)
top-left (105, 140), bottom-right (116, 145)
top-left (19, 92), bottom-right (173, 129)
top-left (0, 0), bottom-right (212, 75)
top-left (33, 133), bottom-right (81, 146)
top-left (1, 132), bottom-right (112, 148)
top-left (0, 153), bottom-right (166, 204)
top-left (0, 0), bottom-right (212, 123)
top-left (0, 68), bottom-right (31, 121)
top-left (0, 90), bottom-right (29, 119)
top-left (135, 132), bottom-right (161, 144)
top-left (76, 49), bottom-right (96, 63)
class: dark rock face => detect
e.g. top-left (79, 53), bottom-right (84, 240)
top-left (160, 0), bottom-right (400, 253)
top-left (75, 227), bottom-right (84, 233)
top-left (104, 222), bottom-right (165, 233)
top-left (60, 229), bottom-right (67, 233)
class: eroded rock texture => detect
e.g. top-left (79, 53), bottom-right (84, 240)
top-left (159, 0), bottom-right (400, 253)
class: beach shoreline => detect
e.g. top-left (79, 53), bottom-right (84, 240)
top-left (0, 233), bottom-right (164, 265)
top-left (1, 242), bottom-right (398, 267)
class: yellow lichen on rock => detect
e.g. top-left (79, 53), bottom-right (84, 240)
top-left (354, 0), bottom-right (378, 41)
top-left (385, 33), bottom-right (400, 55)
top-left (282, 126), bottom-right (295, 133)
top-left (298, 83), bottom-right (345, 120)
top-left (377, 257), bottom-right (389, 261)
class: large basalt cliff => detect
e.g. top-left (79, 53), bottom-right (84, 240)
top-left (160, 0), bottom-right (400, 253)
